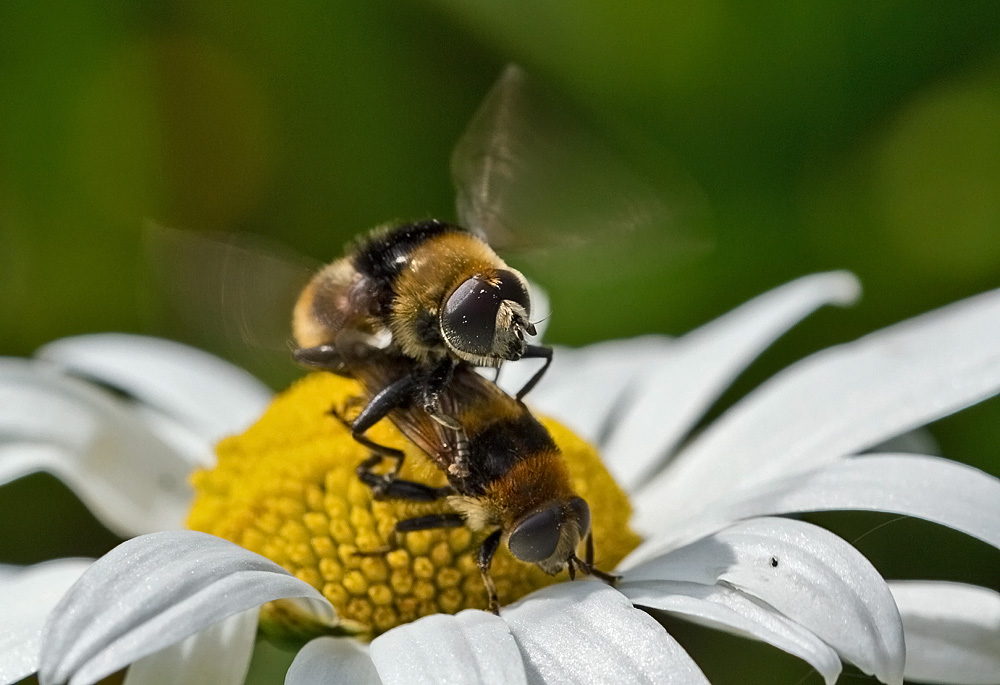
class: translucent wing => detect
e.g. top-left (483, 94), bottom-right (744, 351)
top-left (451, 64), bottom-right (699, 253)
top-left (144, 223), bottom-right (319, 385)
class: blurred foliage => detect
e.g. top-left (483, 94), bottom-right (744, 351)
top-left (2, 1), bottom-right (1000, 682)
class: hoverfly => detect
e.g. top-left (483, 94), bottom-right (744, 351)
top-left (332, 335), bottom-right (616, 613)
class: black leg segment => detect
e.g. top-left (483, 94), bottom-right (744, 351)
top-left (477, 529), bottom-right (503, 614)
top-left (515, 344), bottom-right (553, 400)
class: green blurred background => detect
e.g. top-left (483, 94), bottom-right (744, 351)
top-left (2, 2), bottom-right (999, 682)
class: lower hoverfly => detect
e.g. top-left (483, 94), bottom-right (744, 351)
top-left (332, 335), bottom-right (616, 613)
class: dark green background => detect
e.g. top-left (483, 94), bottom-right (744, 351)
top-left (2, 2), bottom-right (999, 683)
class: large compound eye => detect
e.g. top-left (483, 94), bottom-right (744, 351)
top-left (508, 506), bottom-right (561, 563)
top-left (569, 497), bottom-right (591, 537)
top-left (440, 276), bottom-right (501, 357)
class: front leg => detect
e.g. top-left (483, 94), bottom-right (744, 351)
top-left (477, 530), bottom-right (503, 614)
top-left (568, 532), bottom-right (620, 586)
top-left (514, 344), bottom-right (553, 400)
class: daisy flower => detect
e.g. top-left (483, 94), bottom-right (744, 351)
top-left (2, 271), bottom-right (999, 685)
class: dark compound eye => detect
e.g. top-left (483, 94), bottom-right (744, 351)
top-left (508, 506), bottom-right (562, 563)
top-left (441, 276), bottom-right (501, 356)
top-left (569, 497), bottom-right (591, 537)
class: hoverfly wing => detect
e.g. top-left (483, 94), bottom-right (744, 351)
top-left (144, 222), bottom-right (318, 381)
top-left (451, 64), bottom-right (529, 247)
top-left (451, 64), bottom-right (697, 255)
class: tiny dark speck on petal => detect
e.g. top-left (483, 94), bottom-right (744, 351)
top-left (770, 557), bottom-right (779, 568)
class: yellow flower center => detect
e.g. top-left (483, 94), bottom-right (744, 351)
top-left (187, 373), bottom-right (641, 639)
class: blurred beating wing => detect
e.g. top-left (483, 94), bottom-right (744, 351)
top-left (451, 64), bottom-right (688, 253)
top-left (144, 222), bottom-right (318, 368)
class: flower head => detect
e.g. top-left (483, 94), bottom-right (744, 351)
top-left (187, 372), bottom-right (639, 635)
top-left (1, 272), bottom-right (999, 685)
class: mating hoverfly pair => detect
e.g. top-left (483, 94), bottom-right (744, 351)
top-left (284, 64), bottom-right (657, 612)
top-left (155, 65), bottom-right (671, 612)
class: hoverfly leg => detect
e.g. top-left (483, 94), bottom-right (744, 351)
top-left (421, 359), bottom-right (461, 431)
top-left (571, 534), bottom-right (620, 587)
top-left (477, 530), bottom-right (503, 615)
top-left (355, 513), bottom-right (465, 558)
top-left (566, 556), bottom-right (577, 581)
top-left (395, 513), bottom-right (465, 532)
top-left (353, 373), bottom-right (419, 435)
top-left (336, 372), bottom-right (419, 491)
top-left (514, 344), bottom-right (553, 400)
top-left (293, 345), bottom-right (351, 377)
top-left (356, 453), bottom-right (456, 502)
top-left (446, 425), bottom-right (471, 480)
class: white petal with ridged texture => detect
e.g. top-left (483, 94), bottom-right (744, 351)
top-left (635, 286), bottom-right (1000, 522)
top-left (370, 610), bottom-right (526, 685)
top-left (0, 359), bottom-right (196, 536)
top-left (39, 531), bottom-right (333, 685)
top-left (619, 579), bottom-right (841, 685)
top-left (0, 559), bottom-right (92, 685)
top-left (503, 582), bottom-right (709, 685)
top-left (286, 637), bottom-right (382, 685)
top-left (508, 336), bottom-right (672, 447)
top-left (605, 271), bottom-right (860, 490)
top-left (38, 334), bottom-right (272, 443)
top-left (122, 609), bottom-right (257, 685)
top-left (633, 453), bottom-right (1000, 558)
top-left (623, 518), bottom-right (904, 685)
top-left (722, 454), bottom-right (1000, 550)
top-left (889, 581), bottom-right (1000, 685)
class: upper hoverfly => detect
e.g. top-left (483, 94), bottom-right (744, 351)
top-left (291, 217), bottom-right (549, 432)
top-left (149, 64), bottom-right (680, 409)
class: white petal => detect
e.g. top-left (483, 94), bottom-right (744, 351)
top-left (604, 271), bottom-right (860, 490)
top-left (618, 579), bottom-right (841, 685)
top-left (506, 336), bottom-right (672, 446)
top-left (0, 359), bottom-right (194, 536)
top-left (634, 453), bottom-right (1000, 558)
top-left (123, 609), bottom-right (258, 685)
top-left (130, 405), bottom-right (215, 469)
top-left (889, 581), bottom-right (1000, 685)
top-left (636, 285), bottom-right (1000, 522)
top-left (39, 531), bottom-right (334, 685)
top-left (0, 559), bottom-right (92, 685)
top-left (370, 610), bottom-right (526, 685)
top-left (623, 518), bottom-right (905, 685)
top-left (722, 454), bottom-right (1000, 550)
top-left (526, 279), bottom-right (552, 341)
top-left (503, 582), bottom-right (709, 685)
top-left (38, 334), bottom-right (272, 443)
top-left (286, 637), bottom-right (381, 685)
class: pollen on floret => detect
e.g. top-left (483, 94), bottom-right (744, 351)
top-left (187, 373), bottom-right (641, 640)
